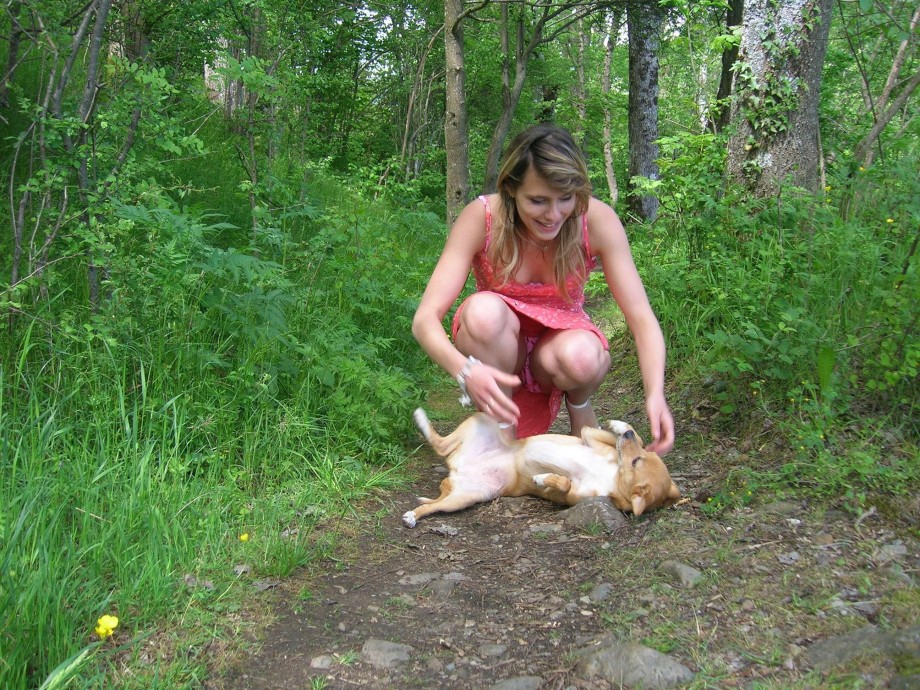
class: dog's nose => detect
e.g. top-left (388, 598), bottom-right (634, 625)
top-left (623, 430), bottom-right (635, 441)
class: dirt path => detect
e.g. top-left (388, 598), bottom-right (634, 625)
top-left (211, 384), bottom-right (920, 689)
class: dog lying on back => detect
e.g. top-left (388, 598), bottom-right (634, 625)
top-left (403, 408), bottom-right (680, 528)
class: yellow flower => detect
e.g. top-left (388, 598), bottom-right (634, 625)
top-left (239, 533), bottom-right (250, 542)
top-left (859, 166), bottom-right (865, 172)
top-left (95, 614), bottom-right (119, 640)
top-left (824, 185), bottom-right (831, 192)
top-left (886, 218), bottom-right (894, 223)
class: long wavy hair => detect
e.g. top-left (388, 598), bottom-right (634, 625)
top-left (489, 124), bottom-right (593, 297)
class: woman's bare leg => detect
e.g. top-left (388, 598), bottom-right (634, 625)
top-left (454, 293), bottom-right (526, 437)
top-left (531, 330), bottom-right (610, 436)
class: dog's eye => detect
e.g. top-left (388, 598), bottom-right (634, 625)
top-left (632, 457), bottom-right (641, 467)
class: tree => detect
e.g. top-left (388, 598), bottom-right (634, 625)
top-left (602, 10), bottom-right (622, 205)
top-left (707, 0), bottom-right (744, 133)
top-left (627, 0), bottom-right (665, 221)
top-left (846, 2), bottom-right (920, 167)
top-left (444, 0), bottom-right (473, 225)
top-left (726, 0), bottom-right (834, 196)
top-left (481, 1), bottom-right (593, 193)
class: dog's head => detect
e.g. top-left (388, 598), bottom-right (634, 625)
top-left (607, 421), bottom-right (680, 516)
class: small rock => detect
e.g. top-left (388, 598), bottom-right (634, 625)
top-left (479, 643), bottom-right (507, 657)
top-left (562, 497), bottom-right (628, 533)
top-left (361, 639), bottom-right (414, 668)
top-left (310, 655), bottom-right (334, 669)
top-left (529, 523), bottom-right (562, 534)
top-left (777, 551), bottom-right (801, 566)
top-left (805, 624), bottom-right (920, 670)
top-left (660, 560), bottom-right (703, 588)
top-left (575, 634), bottom-right (694, 688)
top-left (875, 541), bottom-right (908, 564)
top-left (252, 579), bottom-right (281, 591)
top-left (398, 572), bottom-right (440, 586)
top-left (588, 582), bottom-right (614, 602)
top-left (489, 677), bottom-right (544, 690)
top-left (759, 501), bottom-right (800, 516)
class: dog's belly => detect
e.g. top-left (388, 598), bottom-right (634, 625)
top-left (449, 447), bottom-right (516, 499)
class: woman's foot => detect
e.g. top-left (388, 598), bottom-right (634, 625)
top-left (566, 395), bottom-right (599, 436)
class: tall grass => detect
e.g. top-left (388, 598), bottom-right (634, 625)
top-left (0, 164), bottom-right (446, 686)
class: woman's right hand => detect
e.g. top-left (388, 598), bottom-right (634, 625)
top-left (463, 361), bottom-right (521, 426)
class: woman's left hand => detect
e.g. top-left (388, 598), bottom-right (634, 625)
top-left (645, 393), bottom-right (674, 455)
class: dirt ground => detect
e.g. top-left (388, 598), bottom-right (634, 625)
top-left (210, 369), bottom-right (920, 690)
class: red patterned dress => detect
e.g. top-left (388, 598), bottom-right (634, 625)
top-left (451, 196), bottom-right (609, 437)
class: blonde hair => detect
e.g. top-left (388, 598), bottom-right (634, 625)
top-left (489, 124), bottom-right (592, 297)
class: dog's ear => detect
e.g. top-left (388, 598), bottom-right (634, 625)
top-left (667, 482), bottom-right (681, 502)
top-left (631, 489), bottom-right (648, 516)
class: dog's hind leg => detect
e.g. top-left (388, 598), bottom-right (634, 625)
top-left (402, 490), bottom-right (487, 528)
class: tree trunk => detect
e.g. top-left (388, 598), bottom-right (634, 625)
top-left (726, 0), bottom-right (834, 197)
top-left (708, 0), bottom-right (744, 133)
top-left (627, 0), bottom-right (664, 221)
top-left (602, 11), bottom-right (620, 206)
top-left (481, 2), bottom-right (587, 193)
top-left (444, 0), bottom-right (469, 225)
top-left (483, 5), bottom-right (542, 194)
top-left (0, 2), bottom-right (25, 108)
top-left (572, 17), bottom-right (588, 143)
top-left (853, 5), bottom-right (920, 167)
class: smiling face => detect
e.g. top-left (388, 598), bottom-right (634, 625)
top-left (512, 168), bottom-right (578, 245)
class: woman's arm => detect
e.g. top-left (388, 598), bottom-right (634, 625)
top-left (586, 198), bottom-right (675, 454)
top-left (412, 199), bottom-right (487, 379)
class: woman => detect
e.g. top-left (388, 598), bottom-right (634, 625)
top-left (412, 124), bottom-right (674, 453)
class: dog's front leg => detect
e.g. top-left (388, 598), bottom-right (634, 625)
top-left (533, 473), bottom-right (572, 493)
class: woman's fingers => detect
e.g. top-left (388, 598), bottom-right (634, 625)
top-left (473, 365), bottom-right (520, 424)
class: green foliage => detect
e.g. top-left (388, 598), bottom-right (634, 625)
top-left (634, 131), bottom-right (917, 508)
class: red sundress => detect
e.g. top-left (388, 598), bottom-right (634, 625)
top-left (451, 196), bottom-right (609, 437)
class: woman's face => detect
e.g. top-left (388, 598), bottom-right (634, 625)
top-left (512, 167), bottom-right (577, 244)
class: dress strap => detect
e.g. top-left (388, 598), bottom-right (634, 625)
top-left (478, 195), bottom-right (492, 251)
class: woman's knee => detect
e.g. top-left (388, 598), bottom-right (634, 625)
top-left (457, 292), bottom-right (519, 342)
top-left (539, 331), bottom-right (610, 385)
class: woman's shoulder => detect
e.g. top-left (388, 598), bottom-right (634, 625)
top-left (585, 197), bottom-right (627, 252)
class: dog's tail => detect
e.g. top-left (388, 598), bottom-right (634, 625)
top-left (414, 408), bottom-right (436, 442)
top-left (414, 407), bottom-right (463, 457)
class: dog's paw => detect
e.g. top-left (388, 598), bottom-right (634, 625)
top-left (402, 510), bottom-right (418, 528)
top-left (608, 420), bottom-right (631, 435)
top-left (532, 473), bottom-right (551, 487)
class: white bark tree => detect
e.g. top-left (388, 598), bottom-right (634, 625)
top-left (726, 0), bottom-right (834, 196)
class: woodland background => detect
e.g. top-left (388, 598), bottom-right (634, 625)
top-left (0, 0), bottom-right (917, 686)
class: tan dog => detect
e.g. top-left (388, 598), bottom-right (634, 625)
top-left (403, 408), bottom-right (680, 528)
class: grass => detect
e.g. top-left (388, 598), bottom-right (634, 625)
top-left (0, 347), bottom-right (410, 687)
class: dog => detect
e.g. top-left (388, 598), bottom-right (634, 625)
top-left (403, 408), bottom-right (680, 528)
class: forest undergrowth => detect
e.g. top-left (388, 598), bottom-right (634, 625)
top-left (1, 139), bottom-right (918, 688)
